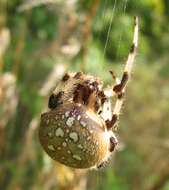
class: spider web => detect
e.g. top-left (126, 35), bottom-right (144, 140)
top-left (101, 0), bottom-right (128, 63)
top-left (102, 0), bottom-right (117, 61)
top-left (116, 0), bottom-right (128, 58)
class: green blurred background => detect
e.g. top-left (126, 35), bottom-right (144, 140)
top-left (0, 0), bottom-right (169, 190)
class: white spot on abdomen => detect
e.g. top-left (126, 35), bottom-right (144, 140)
top-left (65, 111), bottom-right (70, 118)
top-left (77, 115), bottom-right (81, 120)
top-left (62, 142), bottom-right (67, 147)
top-left (48, 144), bottom-right (55, 151)
top-left (73, 154), bottom-right (82, 160)
top-left (69, 132), bottom-right (78, 142)
top-left (80, 120), bottom-right (86, 127)
top-left (47, 132), bottom-right (53, 137)
top-left (66, 117), bottom-right (75, 127)
top-left (78, 144), bottom-right (83, 149)
top-left (55, 128), bottom-right (64, 137)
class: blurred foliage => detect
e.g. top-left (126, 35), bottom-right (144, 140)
top-left (0, 0), bottom-right (169, 190)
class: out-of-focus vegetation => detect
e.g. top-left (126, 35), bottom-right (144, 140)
top-left (0, 0), bottom-right (169, 190)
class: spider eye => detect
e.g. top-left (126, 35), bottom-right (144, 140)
top-left (48, 91), bottom-right (63, 109)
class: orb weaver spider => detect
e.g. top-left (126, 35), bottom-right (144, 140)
top-left (39, 17), bottom-right (138, 169)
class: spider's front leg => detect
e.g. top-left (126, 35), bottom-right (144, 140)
top-left (105, 16), bottom-right (138, 131)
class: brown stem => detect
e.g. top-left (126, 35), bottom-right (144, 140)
top-left (148, 165), bottom-right (169, 190)
top-left (0, 0), bottom-right (7, 73)
top-left (81, 0), bottom-right (100, 72)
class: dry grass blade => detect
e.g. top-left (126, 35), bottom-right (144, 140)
top-left (18, 0), bottom-right (61, 12)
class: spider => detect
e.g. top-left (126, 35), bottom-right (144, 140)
top-left (39, 17), bottom-right (138, 169)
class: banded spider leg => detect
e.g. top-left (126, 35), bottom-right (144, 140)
top-left (105, 16), bottom-right (139, 130)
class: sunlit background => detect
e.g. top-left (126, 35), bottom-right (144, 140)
top-left (0, 0), bottom-right (169, 190)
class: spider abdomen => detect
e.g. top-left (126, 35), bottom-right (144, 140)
top-left (39, 103), bottom-right (112, 168)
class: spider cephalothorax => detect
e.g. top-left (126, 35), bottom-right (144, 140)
top-left (39, 17), bottom-right (138, 169)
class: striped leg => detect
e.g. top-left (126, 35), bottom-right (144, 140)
top-left (106, 16), bottom-right (138, 130)
top-left (102, 71), bottom-right (121, 100)
top-left (109, 70), bottom-right (121, 84)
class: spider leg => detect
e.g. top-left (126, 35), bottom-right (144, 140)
top-left (109, 70), bottom-right (121, 84)
top-left (106, 16), bottom-right (138, 130)
top-left (99, 76), bottom-right (119, 119)
top-left (102, 70), bottom-right (121, 98)
top-left (113, 16), bottom-right (138, 94)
